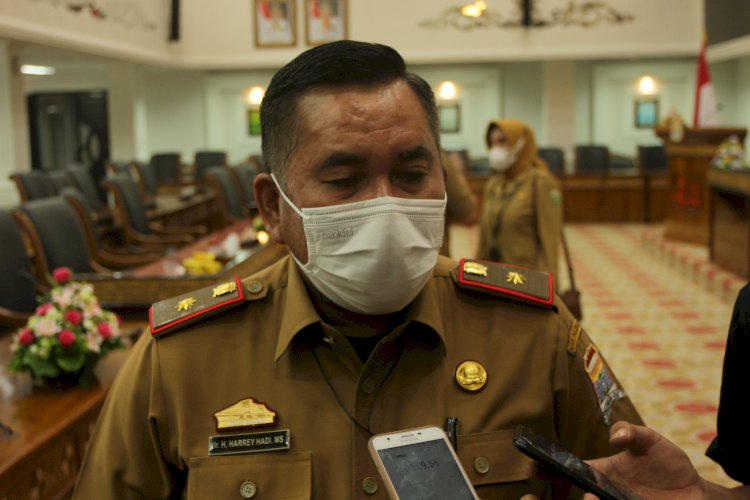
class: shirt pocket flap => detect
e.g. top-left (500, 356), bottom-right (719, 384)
top-left (457, 429), bottom-right (532, 486)
top-left (188, 452), bottom-right (311, 499)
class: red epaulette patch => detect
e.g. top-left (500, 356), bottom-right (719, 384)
top-left (452, 258), bottom-right (554, 309)
top-left (149, 277), bottom-right (246, 338)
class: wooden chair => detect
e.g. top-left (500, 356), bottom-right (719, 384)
top-left (538, 147), bottom-right (565, 177)
top-left (65, 164), bottom-right (113, 225)
top-left (150, 152), bottom-right (183, 184)
top-left (574, 145), bottom-right (611, 175)
top-left (46, 170), bottom-right (76, 194)
top-left (133, 161), bottom-right (160, 198)
top-left (12, 198), bottom-right (111, 279)
top-left (102, 174), bottom-right (206, 249)
top-left (0, 209), bottom-right (39, 327)
top-left (205, 166), bottom-right (247, 227)
top-left (638, 145), bottom-right (668, 174)
top-left (9, 171), bottom-right (56, 202)
top-left (193, 150), bottom-right (228, 183)
top-left (231, 163), bottom-right (258, 211)
top-left (60, 188), bottom-right (162, 270)
top-left (246, 154), bottom-right (266, 173)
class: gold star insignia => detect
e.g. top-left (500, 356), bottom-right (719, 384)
top-left (506, 271), bottom-right (525, 285)
top-left (176, 297), bottom-right (197, 311)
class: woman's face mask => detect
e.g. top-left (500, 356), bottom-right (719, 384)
top-left (488, 138), bottom-right (525, 172)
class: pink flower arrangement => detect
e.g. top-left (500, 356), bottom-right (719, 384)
top-left (8, 267), bottom-right (124, 386)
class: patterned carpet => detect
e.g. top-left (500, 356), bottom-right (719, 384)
top-left (449, 223), bottom-right (743, 488)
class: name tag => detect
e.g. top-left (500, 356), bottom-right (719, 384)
top-left (208, 429), bottom-right (290, 456)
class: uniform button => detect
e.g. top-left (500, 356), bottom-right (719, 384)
top-left (362, 476), bottom-right (378, 494)
top-left (362, 378), bottom-right (375, 394)
top-left (248, 282), bottom-right (263, 294)
top-left (474, 456), bottom-right (490, 475)
top-left (239, 480), bottom-right (257, 498)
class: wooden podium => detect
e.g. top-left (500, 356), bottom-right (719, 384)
top-left (656, 126), bottom-right (747, 245)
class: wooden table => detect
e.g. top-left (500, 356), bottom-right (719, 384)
top-left (150, 191), bottom-right (218, 230)
top-left (708, 167), bottom-right (750, 278)
top-left (84, 220), bottom-right (288, 309)
top-left (0, 324), bottom-right (143, 500)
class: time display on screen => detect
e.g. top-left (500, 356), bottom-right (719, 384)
top-left (378, 439), bottom-right (475, 499)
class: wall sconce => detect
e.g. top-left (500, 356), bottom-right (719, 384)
top-left (637, 75), bottom-right (658, 95)
top-left (435, 81), bottom-right (461, 133)
top-left (436, 80), bottom-right (460, 101)
top-left (246, 85), bottom-right (265, 136)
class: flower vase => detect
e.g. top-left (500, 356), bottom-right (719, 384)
top-left (35, 361), bottom-right (99, 392)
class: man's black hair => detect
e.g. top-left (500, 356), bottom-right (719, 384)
top-left (260, 40), bottom-right (440, 184)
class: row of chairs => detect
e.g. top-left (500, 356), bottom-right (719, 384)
top-left (538, 144), bottom-right (667, 176)
top-left (145, 151), bottom-right (265, 185)
top-left (1, 159), bottom-right (263, 326)
top-left (0, 192), bottom-right (168, 327)
top-left (459, 144), bottom-right (667, 176)
top-left (10, 164), bottom-right (113, 223)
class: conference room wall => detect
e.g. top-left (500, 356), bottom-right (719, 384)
top-left (8, 58), bottom-right (714, 180)
top-left (592, 59), bottom-right (696, 157)
top-left (0, 40), bottom-right (16, 205)
top-left (0, 1), bottom-right (702, 69)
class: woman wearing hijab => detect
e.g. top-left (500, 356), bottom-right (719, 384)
top-left (476, 119), bottom-right (563, 284)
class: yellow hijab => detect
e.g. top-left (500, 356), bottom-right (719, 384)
top-left (485, 119), bottom-right (549, 173)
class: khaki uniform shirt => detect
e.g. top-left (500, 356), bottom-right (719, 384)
top-left (74, 255), bottom-right (641, 499)
top-left (441, 152), bottom-right (478, 257)
top-left (477, 168), bottom-right (562, 284)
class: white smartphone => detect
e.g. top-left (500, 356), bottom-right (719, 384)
top-left (368, 425), bottom-right (479, 500)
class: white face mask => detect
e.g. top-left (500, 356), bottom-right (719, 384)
top-left (488, 138), bottom-right (525, 172)
top-left (271, 174), bottom-right (446, 314)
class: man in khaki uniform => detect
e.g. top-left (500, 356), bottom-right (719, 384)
top-left (477, 119), bottom-right (563, 284)
top-left (74, 41), bottom-right (642, 499)
top-left (440, 151), bottom-right (478, 257)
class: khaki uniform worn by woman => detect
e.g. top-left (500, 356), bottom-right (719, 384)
top-left (74, 255), bottom-right (642, 499)
top-left (477, 119), bottom-right (562, 284)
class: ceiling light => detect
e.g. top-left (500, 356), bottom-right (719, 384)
top-left (460, 1), bottom-right (487, 18)
top-left (20, 64), bottom-right (56, 76)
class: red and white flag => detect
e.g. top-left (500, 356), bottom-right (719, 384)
top-left (693, 35), bottom-right (719, 127)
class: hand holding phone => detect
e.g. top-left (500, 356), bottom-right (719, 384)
top-left (368, 425), bottom-right (479, 500)
top-left (513, 425), bottom-right (642, 500)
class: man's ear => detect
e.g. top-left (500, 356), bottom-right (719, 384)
top-left (253, 173), bottom-right (286, 244)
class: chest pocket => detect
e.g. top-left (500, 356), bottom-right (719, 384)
top-left (457, 430), bottom-right (561, 500)
top-left (188, 452), bottom-right (311, 499)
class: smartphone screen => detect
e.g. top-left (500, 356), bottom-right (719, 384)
top-left (513, 425), bottom-right (641, 500)
top-left (370, 426), bottom-right (478, 500)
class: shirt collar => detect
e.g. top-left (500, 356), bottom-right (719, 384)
top-left (273, 258), bottom-right (448, 361)
top-left (274, 257), bottom-right (323, 361)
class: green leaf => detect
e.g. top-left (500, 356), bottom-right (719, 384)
top-left (57, 352), bottom-right (86, 372)
top-left (26, 355), bottom-right (58, 378)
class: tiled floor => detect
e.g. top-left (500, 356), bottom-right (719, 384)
top-left (448, 222), bottom-right (743, 488)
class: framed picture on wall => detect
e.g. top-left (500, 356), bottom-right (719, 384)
top-left (255, 0), bottom-right (296, 48)
top-left (305, 0), bottom-right (347, 45)
top-left (634, 99), bottom-right (659, 128)
top-left (438, 103), bottom-right (461, 133)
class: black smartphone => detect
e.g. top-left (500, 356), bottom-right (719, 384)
top-left (513, 425), bottom-right (641, 500)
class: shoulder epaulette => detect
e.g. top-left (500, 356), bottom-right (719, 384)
top-left (451, 258), bottom-right (554, 309)
top-left (149, 277), bottom-right (247, 338)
